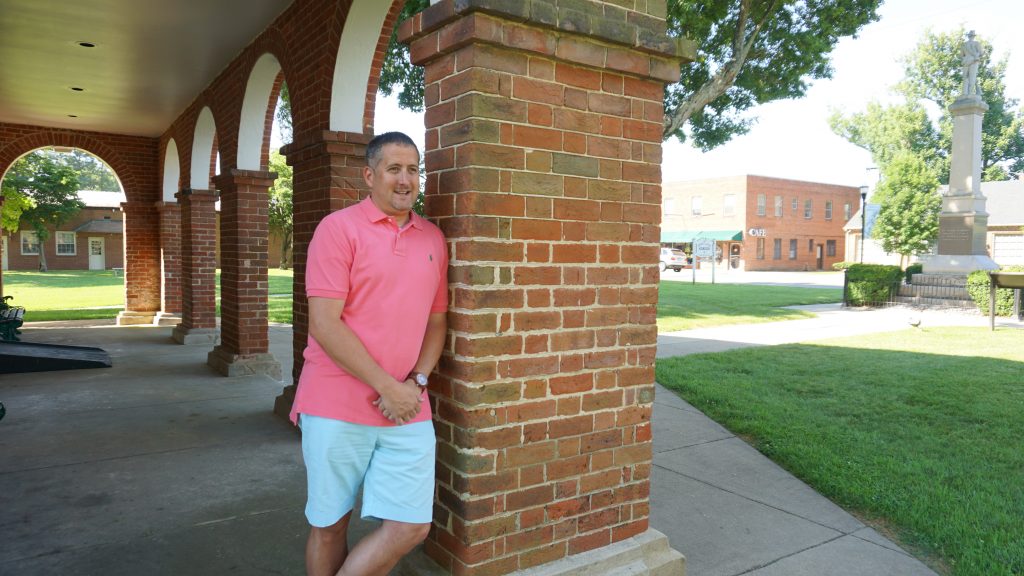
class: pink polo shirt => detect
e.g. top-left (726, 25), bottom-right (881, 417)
top-left (290, 197), bottom-right (448, 426)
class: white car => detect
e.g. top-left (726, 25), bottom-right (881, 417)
top-left (659, 247), bottom-right (689, 272)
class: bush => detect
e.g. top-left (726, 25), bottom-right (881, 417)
top-left (904, 263), bottom-right (924, 284)
top-left (832, 261), bottom-right (855, 271)
top-left (966, 266), bottom-right (1024, 316)
top-left (845, 264), bottom-right (902, 306)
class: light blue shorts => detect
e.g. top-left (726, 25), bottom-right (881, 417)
top-left (300, 414), bottom-right (436, 527)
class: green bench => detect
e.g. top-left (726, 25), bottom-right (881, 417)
top-left (1, 297), bottom-right (25, 341)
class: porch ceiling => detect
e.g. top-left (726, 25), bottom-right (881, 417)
top-left (0, 0), bottom-right (292, 138)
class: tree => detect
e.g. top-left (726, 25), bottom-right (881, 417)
top-left (267, 150), bottom-right (293, 269)
top-left (374, 0), bottom-right (880, 151)
top-left (831, 28), bottom-right (1024, 182)
top-left (871, 151), bottom-right (941, 269)
top-left (275, 83), bottom-right (293, 145)
top-left (1, 152), bottom-right (84, 271)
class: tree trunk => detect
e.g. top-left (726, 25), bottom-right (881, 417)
top-left (38, 250), bottom-right (48, 272)
top-left (279, 233), bottom-right (292, 270)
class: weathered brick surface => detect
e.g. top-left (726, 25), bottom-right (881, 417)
top-left (157, 202), bottom-right (182, 314)
top-left (402, 1), bottom-right (678, 574)
top-left (176, 189), bottom-right (219, 329)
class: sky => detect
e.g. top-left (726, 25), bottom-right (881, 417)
top-left (367, 0), bottom-right (1024, 190)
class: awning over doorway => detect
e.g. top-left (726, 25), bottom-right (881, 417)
top-left (661, 230), bottom-right (743, 243)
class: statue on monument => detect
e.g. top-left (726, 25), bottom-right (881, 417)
top-left (961, 30), bottom-right (982, 97)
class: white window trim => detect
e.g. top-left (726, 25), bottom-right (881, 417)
top-left (57, 231), bottom-right (77, 256)
top-left (20, 231), bottom-right (40, 255)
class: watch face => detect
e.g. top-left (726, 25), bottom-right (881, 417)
top-left (414, 373), bottom-right (429, 387)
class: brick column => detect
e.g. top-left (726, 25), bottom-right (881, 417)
top-left (273, 131), bottom-right (370, 420)
top-left (172, 189), bottom-right (219, 345)
top-left (117, 201), bottom-right (163, 325)
top-left (399, 1), bottom-right (683, 575)
top-left (207, 169), bottom-right (282, 380)
top-left (156, 201), bottom-right (182, 319)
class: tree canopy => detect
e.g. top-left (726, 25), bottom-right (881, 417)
top-left (1, 152), bottom-right (85, 271)
top-left (267, 150), bottom-right (293, 269)
top-left (831, 28), bottom-right (1024, 182)
top-left (374, 0), bottom-right (879, 151)
top-left (870, 150), bottom-right (941, 269)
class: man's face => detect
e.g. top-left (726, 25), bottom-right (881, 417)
top-left (364, 143), bottom-right (420, 219)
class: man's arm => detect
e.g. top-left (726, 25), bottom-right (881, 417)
top-left (308, 296), bottom-right (421, 424)
top-left (412, 312), bottom-right (447, 378)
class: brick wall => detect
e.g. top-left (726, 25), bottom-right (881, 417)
top-left (663, 176), bottom-right (860, 271)
top-left (2, 206), bottom-right (123, 271)
top-left (401, 1), bottom-right (680, 573)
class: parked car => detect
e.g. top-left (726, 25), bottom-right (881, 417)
top-left (659, 247), bottom-right (689, 272)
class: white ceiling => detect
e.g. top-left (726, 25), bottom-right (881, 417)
top-left (0, 0), bottom-right (293, 137)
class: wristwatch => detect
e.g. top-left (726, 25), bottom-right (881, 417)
top-left (409, 372), bottom-right (429, 388)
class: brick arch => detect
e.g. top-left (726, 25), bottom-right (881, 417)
top-left (0, 129), bottom-right (144, 202)
top-left (190, 107), bottom-right (218, 190)
top-left (238, 52), bottom-right (284, 170)
top-left (329, 0), bottom-right (405, 134)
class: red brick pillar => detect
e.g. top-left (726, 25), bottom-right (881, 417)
top-left (207, 169), bottom-right (281, 379)
top-left (172, 189), bottom-right (219, 345)
top-left (273, 131), bottom-right (370, 419)
top-left (399, 1), bottom-right (683, 574)
top-left (117, 201), bottom-right (163, 325)
top-left (156, 201), bottom-right (182, 319)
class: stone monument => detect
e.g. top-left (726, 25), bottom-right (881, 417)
top-left (922, 30), bottom-right (999, 273)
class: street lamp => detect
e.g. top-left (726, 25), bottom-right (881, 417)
top-left (859, 185), bottom-right (869, 263)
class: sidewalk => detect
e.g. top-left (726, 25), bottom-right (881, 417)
top-left (652, 304), bottom-right (1020, 576)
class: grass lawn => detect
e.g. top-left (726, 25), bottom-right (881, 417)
top-left (7, 272), bottom-right (840, 330)
top-left (3, 269), bottom-right (294, 322)
top-left (656, 326), bottom-right (1024, 576)
top-left (657, 281), bottom-right (842, 332)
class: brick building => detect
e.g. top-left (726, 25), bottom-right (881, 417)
top-left (663, 175), bottom-right (860, 271)
top-left (2, 190), bottom-right (124, 272)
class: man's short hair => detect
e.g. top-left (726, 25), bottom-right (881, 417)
top-left (366, 132), bottom-right (419, 167)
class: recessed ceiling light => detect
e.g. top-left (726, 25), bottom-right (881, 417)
top-left (67, 114), bottom-right (78, 118)
top-left (70, 87), bottom-right (85, 92)
top-left (77, 41), bottom-right (96, 48)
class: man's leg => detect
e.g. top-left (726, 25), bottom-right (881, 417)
top-left (336, 520), bottom-right (431, 576)
top-left (306, 511), bottom-right (352, 576)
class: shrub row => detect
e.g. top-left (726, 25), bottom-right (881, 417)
top-left (845, 264), bottom-right (903, 307)
top-left (966, 265), bottom-right (1024, 316)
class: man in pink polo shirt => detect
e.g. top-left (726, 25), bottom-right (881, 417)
top-left (291, 132), bottom-right (448, 576)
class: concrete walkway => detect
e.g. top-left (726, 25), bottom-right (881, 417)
top-left (2, 307), bottom-right (1017, 574)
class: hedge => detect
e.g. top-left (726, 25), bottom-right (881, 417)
top-left (966, 265), bottom-right (1024, 316)
top-left (845, 264), bottom-right (903, 307)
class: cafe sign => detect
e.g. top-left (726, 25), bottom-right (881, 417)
top-left (748, 228), bottom-right (766, 237)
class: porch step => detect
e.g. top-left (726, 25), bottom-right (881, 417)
top-left (898, 284), bottom-right (971, 300)
top-left (909, 273), bottom-right (968, 287)
top-left (893, 295), bottom-right (978, 311)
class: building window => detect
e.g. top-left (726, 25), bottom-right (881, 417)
top-left (791, 198), bottom-right (799, 215)
top-left (804, 199), bottom-right (813, 219)
top-left (773, 239), bottom-right (782, 260)
top-left (789, 239), bottom-right (797, 259)
top-left (756, 238), bottom-right (765, 260)
top-left (825, 200), bottom-right (833, 220)
top-left (844, 203), bottom-right (852, 221)
top-left (723, 194), bottom-right (736, 217)
top-left (757, 193), bottom-right (766, 216)
top-left (774, 195), bottom-right (783, 217)
top-left (56, 231), bottom-right (77, 255)
top-left (20, 231), bottom-right (40, 255)
top-left (808, 239), bottom-right (814, 254)
top-left (691, 196), bottom-right (702, 216)
top-left (827, 240), bottom-right (837, 257)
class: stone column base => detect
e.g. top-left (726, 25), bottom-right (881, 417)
top-left (922, 254), bottom-right (998, 274)
top-left (394, 529), bottom-right (684, 576)
top-left (155, 311), bottom-right (182, 327)
top-left (207, 347), bottom-right (282, 381)
top-left (172, 325), bottom-right (220, 345)
top-left (116, 311), bottom-right (159, 326)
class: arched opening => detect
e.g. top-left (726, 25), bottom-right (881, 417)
top-left (238, 53), bottom-right (282, 171)
top-left (330, 0), bottom-right (393, 133)
top-left (190, 107), bottom-right (217, 190)
top-left (162, 139), bottom-right (180, 202)
top-left (1, 146), bottom-right (125, 318)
